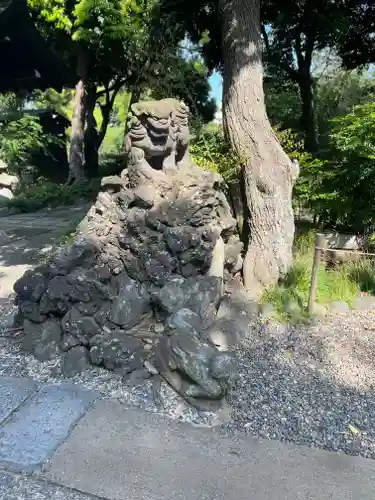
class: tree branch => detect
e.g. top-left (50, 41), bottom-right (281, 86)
top-left (95, 79), bottom-right (125, 99)
top-left (97, 80), bottom-right (123, 146)
top-left (262, 24), bottom-right (300, 82)
top-left (304, 31), bottom-right (316, 70)
top-left (294, 32), bottom-right (305, 70)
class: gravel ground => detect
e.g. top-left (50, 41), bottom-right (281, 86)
top-left (226, 312), bottom-right (375, 459)
top-left (2, 294), bottom-right (375, 458)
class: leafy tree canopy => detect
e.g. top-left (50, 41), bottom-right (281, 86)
top-left (335, 0), bottom-right (375, 68)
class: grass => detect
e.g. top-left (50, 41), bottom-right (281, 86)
top-left (262, 229), bottom-right (375, 322)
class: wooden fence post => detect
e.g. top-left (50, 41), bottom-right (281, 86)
top-left (307, 233), bottom-right (326, 314)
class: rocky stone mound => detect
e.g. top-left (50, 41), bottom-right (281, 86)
top-left (13, 98), bottom-right (244, 411)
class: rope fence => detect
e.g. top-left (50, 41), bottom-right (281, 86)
top-left (307, 233), bottom-right (375, 314)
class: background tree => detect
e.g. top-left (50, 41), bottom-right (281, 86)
top-left (315, 69), bottom-right (375, 148)
top-left (315, 103), bottom-right (375, 232)
top-left (220, 0), bottom-right (299, 295)
top-left (262, 0), bottom-right (344, 152)
top-left (160, 0), bottom-right (299, 295)
top-left (335, 0), bottom-right (375, 69)
top-left (149, 53), bottom-right (216, 124)
top-left (28, 0), bottom-right (216, 180)
top-left (28, 0), bottom-right (164, 181)
top-left (264, 78), bottom-right (301, 132)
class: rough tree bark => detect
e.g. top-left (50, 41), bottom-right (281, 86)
top-left (84, 85), bottom-right (99, 178)
top-left (219, 0), bottom-right (299, 297)
top-left (68, 50), bottom-right (88, 184)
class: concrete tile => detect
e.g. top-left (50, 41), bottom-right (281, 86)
top-left (0, 383), bottom-right (98, 472)
top-left (44, 399), bottom-right (375, 500)
top-left (0, 377), bottom-right (37, 424)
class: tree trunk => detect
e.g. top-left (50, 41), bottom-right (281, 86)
top-left (85, 81), bottom-right (122, 177)
top-left (84, 85), bottom-right (99, 178)
top-left (219, 0), bottom-right (299, 297)
top-left (68, 50), bottom-right (88, 184)
top-left (298, 74), bottom-right (318, 153)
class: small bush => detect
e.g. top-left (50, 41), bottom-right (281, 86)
top-left (7, 179), bottom-right (100, 213)
top-left (262, 228), bottom-right (375, 322)
top-left (345, 260), bottom-right (375, 295)
top-left (190, 124), bottom-right (242, 184)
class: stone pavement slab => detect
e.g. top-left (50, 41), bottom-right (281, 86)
top-left (0, 377), bottom-right (37, 424)
top-left (44, 399), bottom-right (375, 500)
top-left (0, 383), bottom-right (98, 472)
top-left (0, 470), bottom-right (105, 500)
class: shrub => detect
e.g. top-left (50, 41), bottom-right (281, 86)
top-left (0, 92), bottom-right (59, 173)
top-left (7, 179), bottom-right (100, 213)
top-left (318, 102), bottom-right (375, 232)
top-left (190, 124), bottom-right (242, 184)
top-left (274, 126), bottom-right (327, 217)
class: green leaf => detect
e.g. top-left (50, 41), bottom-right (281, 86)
top-left (348, 424), bottom-right (360, 435)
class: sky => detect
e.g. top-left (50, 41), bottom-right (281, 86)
top-left (209, 71), bottom-right (223, 105)
top-left (209, 71), bottom-right (223, 122)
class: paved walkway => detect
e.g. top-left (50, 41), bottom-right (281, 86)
top-left (0, 375), bottom-right (375, 499)
top-left (0, 204), bottom-right (89, 298)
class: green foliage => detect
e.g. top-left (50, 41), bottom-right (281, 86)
top-left (28, 0), bottom-right (73, 32)
top-left (315, 102), bottom-right (375, 231)
top-left (274, 126), bottom-right (326, 214)
top-left (266, 66), bottom-right (375, 148)
top-left (265, 79), bottom-right (301, 131)
top-left (150, 48), bottom-right (216, 123)
top-left (330, 102), bottom-right (375, 159)
top-left (190, 125), bottom-right (242, 184)
top-left (0, 93), bottom-right (53, 170)
top-left (0, 115), bottom-right (44, 168)
top-left (28, 0), bottom-right (158, 85)
top-left (31, 88), bottom-right (74, 119)
top-left (262, 228), bottom-right (373, 322)
top-left (7, 179), bottom-right (100, 213)
top-left (316, 70), bottom-right (375, 146)
top-left (335, 1), bottom-right (375, 68)
top-left (266, 64), bottom-right (375, 230)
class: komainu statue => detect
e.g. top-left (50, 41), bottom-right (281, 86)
top-left (124, 98), bottom-right (190, 173)
top-left (13, 98), bottom-right (244, 417)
